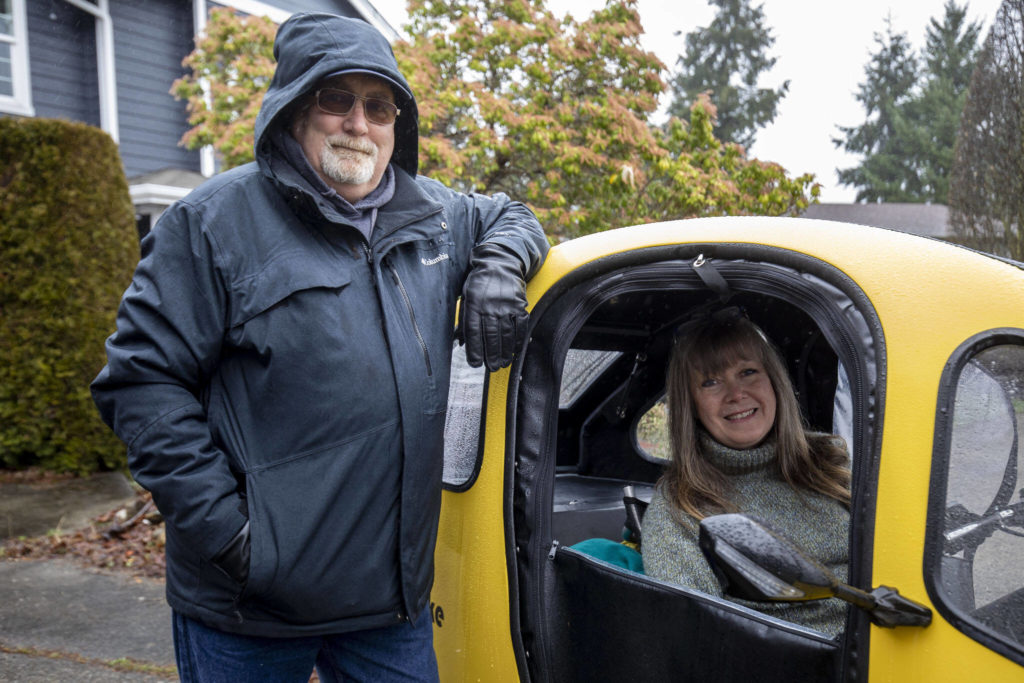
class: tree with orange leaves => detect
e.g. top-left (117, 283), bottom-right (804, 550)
top-left (172, 8), bottom-right (277, 170)
top-left (395, 0), bottom-right (815, 239)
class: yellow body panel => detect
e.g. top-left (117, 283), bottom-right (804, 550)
top-left (433, 368), bottom-right (520, 681)
top-left (432, 217), bottom-right (1024, 681)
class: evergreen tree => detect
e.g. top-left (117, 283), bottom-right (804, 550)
top-left (834, 3), bottom-right (982, 203)
top-left (833, 17), bottom-right (919, 202)
top-left (950, 0), bottom-right (1024, 260)
top-left (667, 0), bottom-right (789, 149)
top-left (896, 1), bottom-right (982, 202)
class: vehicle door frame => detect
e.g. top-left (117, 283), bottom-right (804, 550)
top-left (504, 242), bottom-right (887, 682)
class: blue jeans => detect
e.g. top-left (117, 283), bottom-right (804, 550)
top-left (172, 609), bottom-right (439, 682)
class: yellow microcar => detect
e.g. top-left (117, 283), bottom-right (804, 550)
top-left (431, 217), bottom-right (1024, 682)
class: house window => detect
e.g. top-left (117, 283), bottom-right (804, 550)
top-left (0, 0), bottom-right (33, 116)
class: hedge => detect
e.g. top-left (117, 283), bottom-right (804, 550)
top-left (0, 117), bottom-right (138, 473)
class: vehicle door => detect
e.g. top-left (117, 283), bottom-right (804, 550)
top-left (508, 235), bottom-right (882, 682)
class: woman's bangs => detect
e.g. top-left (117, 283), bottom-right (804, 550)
top-left (686, 327), bottom-right (766, 379)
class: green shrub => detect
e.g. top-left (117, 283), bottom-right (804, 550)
top-left (0, 117), bottom-right (138, 473)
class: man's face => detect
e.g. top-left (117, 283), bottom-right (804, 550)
top-left (291, 73), bottom-right (397, 203)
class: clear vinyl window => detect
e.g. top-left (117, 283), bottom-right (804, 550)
top-left (442, 343), bottom-right (486, 489)
top-left (442, 347), bottom-right (625, 488)
top-left (931, 339), bottom-right (1024, 662)
top-left (636, 396), bottom-right (670, 462)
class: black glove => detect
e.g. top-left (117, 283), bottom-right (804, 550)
top-left (459, 243), bottom-right (529, 372)
top-left (212, 520), bottom-right (250, 585)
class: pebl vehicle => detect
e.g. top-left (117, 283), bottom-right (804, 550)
top-left (429, 216), bottom-right (1024, 682)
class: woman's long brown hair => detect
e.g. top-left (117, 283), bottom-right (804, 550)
top-left (658, 313), bottom-right (851, 521)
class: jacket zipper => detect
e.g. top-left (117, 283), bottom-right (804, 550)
top-left (360, 242), bottom-right (393, 361)
top-left (384, 256), bottom-right (433, 377)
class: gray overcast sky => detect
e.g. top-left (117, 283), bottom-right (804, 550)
top-left (372, 0), bottom-right (1005, 202)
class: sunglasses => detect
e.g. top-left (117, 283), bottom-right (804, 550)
top-left (315, 88), bottom-right (400, 125)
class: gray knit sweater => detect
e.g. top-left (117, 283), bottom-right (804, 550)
top-left (641, 434), bottom-right (850, 637)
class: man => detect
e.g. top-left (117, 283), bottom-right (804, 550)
top-left (91, 12), bottom-right (547, 682)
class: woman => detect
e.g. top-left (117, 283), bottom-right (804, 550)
top-left (641, 311), bottom-right (852, 637)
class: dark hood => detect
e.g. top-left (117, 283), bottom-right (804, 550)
top-left (254, 12), bottom-right (418, 177)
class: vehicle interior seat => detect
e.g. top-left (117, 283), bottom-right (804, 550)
top-left (551, 474), bottom-right (654, 547)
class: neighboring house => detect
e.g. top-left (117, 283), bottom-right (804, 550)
top-left (802, 203), bottom-right (952, 241)
top-left (1, 0), bottom-right (397, 237)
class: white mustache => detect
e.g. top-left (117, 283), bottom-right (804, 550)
top-left (326, 135), bottom-right (376, 156)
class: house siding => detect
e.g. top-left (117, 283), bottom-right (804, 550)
top-left (111, 0), bottom-right (198, 176)
top-left (252, 0), bottom-right (362, 16)
top-left (27, 1), bottom-right (99, 127)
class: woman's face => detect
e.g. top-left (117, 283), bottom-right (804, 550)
top-left (691, 355), bottom-right (777, 450)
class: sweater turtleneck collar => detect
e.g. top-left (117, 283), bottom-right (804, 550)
top-left (699, 430), bottom-right (777, 475)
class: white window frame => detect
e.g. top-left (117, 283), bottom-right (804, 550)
top-left (0, 0), bottom-right (33, 116)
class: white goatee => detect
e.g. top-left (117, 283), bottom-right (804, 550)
top-left (320, 134), bottom-right (377, 186)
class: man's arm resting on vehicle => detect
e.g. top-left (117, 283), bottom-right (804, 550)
top-left (460, 242), bottom-right (531, 371)
top-left (458, 193), bottom-right (548, 371)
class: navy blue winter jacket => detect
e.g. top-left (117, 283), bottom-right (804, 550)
top-left (91, 13), bottom-right (548, 637)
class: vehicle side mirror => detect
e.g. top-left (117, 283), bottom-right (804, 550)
top-left (698, 514), bottom-right (932, 628)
